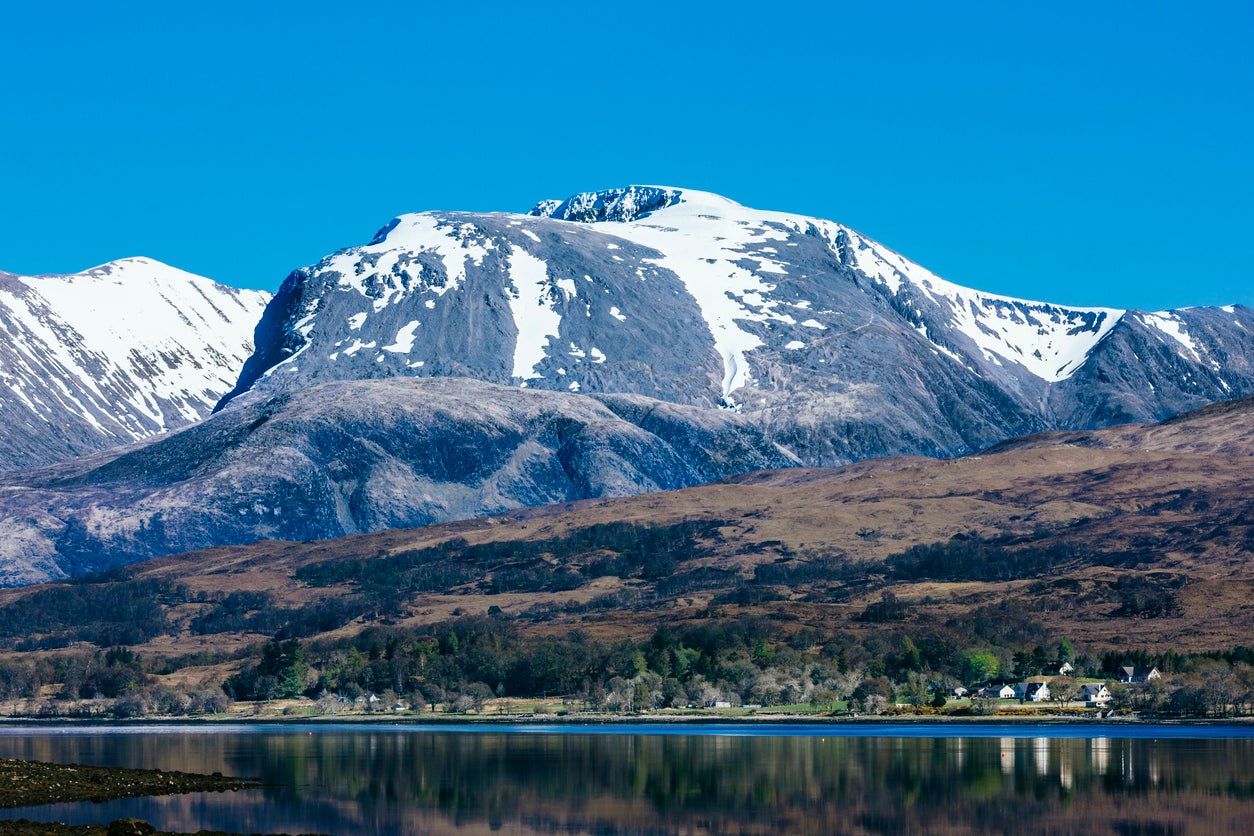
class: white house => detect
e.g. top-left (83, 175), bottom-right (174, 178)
top-left (976, 684), bottom-right (1016, 699)
top-left (1081, 684), bottom-right (1111, 706)
top-left (1015, 681), bottom-right (1051, 702)
top-left (1118, 665), bottom-right (1161, 683)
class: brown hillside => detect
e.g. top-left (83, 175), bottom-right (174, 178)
top-left (3, 396), bottom-right (1253, 666)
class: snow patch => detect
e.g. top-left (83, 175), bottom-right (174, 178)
top-left (504, 246), bottom-right (562, 380)
top-left (383, 320), bottom-right (422, 353)
top-left (1140, 312), bottom-right (1202, 361)
top-left (555, 277), bottom-right (578, 298)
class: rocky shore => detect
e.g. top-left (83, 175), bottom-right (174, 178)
top-left (0, 758), bottom-right (318, 836)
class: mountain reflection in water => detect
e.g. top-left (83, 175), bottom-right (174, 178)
top-left (0, 725), bottom-right (1252, 835)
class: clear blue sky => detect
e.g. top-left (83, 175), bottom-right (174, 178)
top-left (2, 1), bottom-right (1250, 311)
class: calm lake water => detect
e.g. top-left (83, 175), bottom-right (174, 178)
top-left (1, 723), bottom-right (1253, 834)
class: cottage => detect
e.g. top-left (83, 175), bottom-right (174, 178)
top-left (1117, 665), bottom-right (1161, 683)
top-left (1080, 684), bottom-right (1111, 707)
top-left (1045, 661), bottom-right (1075, 676)
top-left (976, 684), bottom-right (1016, 700)
top-left (952, 686), bottom-right (969, 699)
top-left (1015, 681), bottom-right (1051, 702)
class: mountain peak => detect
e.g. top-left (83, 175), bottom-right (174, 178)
top-left (0, 257), bottom-right (271, 471)
top-left (530, 186), bottom-right (696, 223)
top-left (16, 256), bottom-right (227, 289)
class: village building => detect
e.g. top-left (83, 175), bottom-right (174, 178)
top-left (1015, 681), bottom-right (1051, 702)
top-left (1080, 684), bottom-right (1112, 707)
top-left (975, 684), bottom-right (1016, 699)
top-left (1117, 665), bottom-right (1162, 683)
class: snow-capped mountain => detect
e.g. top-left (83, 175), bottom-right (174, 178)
top-left (5, 186), bottom-right (1254, 584)
top-left (218, 186), bottom-right (1254, 465)
top-left (0, 258), bottom-right (270, 470)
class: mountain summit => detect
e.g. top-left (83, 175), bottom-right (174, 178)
top-left (217, 187), bottom-right (1254, 465)
top-left (0, 258), bottom-right (270, 470)
top-left (529, 185), bottom-right (684, 223)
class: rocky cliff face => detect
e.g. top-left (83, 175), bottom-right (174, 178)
top-left (217, 187), bottom-right (1254, 465)
top-left (1049, 307), bottom-right (1254, 427)
top-left (0, 377), bottom-right (793, 585)
top-left (0, 258), bottom-right (270, 470)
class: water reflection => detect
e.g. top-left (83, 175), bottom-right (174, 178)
top-left (0, 727), bottom-right (1252, 835)
top-left (1033, 737), bottom-right (1049, 775)
top-left (1091, 736), bottom-right (1110, 772)
top-left (1000, 736), bottom-right (1014, 772)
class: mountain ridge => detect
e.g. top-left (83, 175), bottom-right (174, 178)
top-left (0, 377), bottom-right (794, 585)
top-left (213, 186), bottom-right (1254, 465)
top-left (0, 257), bottom-right (270, 471)
top-left (4, 187), bottom-right (1254, 585)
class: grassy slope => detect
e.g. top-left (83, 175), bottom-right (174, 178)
top-left (2, 396), bottom-right (1253, 688)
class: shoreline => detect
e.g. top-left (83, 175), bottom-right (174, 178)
top-left (0, 758), bottom-right (265, 836)
top-left (1, 712), bottom-right (1252, 729)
